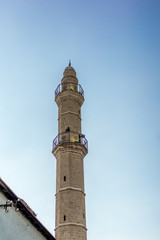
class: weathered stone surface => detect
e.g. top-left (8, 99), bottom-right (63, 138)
top-left (53, 66), bottom-right (87, 240)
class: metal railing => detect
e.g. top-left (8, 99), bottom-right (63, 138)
top-left (55, 82), bottom-right (84, 99)
top-left (52, 131), bottom-right (88, 151)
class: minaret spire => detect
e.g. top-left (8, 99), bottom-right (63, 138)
top-left (52, 65), bottom-right (88, 240)
top-left (69, 59), bottom-right (71, 66)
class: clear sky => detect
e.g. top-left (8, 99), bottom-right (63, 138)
top-left (0, 0), bottom-right (160, 240)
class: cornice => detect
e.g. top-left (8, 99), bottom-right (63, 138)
top-left (52, 142), bottom-right (88, 159)
top-left (55, 91), bottom-right (84, 107)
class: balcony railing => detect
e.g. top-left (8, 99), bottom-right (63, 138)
top-left (55, 82), bottom-right (84, 99)
top-left (52, 131), bottom-right (88, 151)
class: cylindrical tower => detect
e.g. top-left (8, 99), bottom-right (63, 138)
top-left (52, 64), bottom-right (88, 240)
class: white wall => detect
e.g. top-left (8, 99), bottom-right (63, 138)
top-left (0, 193), bottom-right (46, 240)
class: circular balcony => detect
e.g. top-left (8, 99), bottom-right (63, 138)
top-left (52, 131), bottom-right (88, 151)
top-left (55, 82), bottom-right (84, 99)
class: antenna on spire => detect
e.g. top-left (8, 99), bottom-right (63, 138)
top-left (69, 60), bottom-right (71, 66)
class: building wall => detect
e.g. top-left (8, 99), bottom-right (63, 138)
top-left (0, 193), bottom-right (46, 240)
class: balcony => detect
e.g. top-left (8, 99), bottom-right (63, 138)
top-left (55, 82), bottom-right (84, 99)
top-left (52, 131), bottom-right (88, 151)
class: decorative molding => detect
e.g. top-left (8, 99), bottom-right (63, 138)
top-left (55, 91), bottom-right (84, 107)
top-left (55, 187), bottom-right (86, 196)
top-left (58, 111), bottom-right (81, 120)
top-left (52, 143), bottom-right (88, 159)
top-left (55, 222), bottom-right (87, 231)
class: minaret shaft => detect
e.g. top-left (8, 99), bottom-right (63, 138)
top-left (58, 95), bottom-right (82, 134)
top-left (52, 66), bottom-right (88, 240)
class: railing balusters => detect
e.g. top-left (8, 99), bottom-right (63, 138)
top-left (52, 132), bottom-right (88, 151)
top-left (55, 83), bottom-right (84, 99)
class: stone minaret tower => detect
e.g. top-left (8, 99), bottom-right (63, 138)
top-left (52, 64), bottom-right (88, 240)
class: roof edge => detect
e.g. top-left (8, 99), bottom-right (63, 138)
top-left (0, 178), bottom-right (55, 240)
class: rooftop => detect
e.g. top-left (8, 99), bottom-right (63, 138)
top-left (0, 178), bottom-right (55, 240)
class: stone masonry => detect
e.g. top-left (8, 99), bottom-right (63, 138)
top-left (52, 65), bottom-right (88, 240)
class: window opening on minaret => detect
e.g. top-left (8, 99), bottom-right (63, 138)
top-left (83, 213), bottom-right (85, 219)
top-left (66, 127), bottom-right (70, 132)
top-left (64, 176), bottom-right (66, 181)
top-left (64, 215), bottom-right (66, 221)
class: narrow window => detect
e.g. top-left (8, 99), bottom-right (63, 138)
top-left (64, 176), bottom-right (66, 181)
top-left (83, 213), bottom-right (85, 219)
top-left (64, 215), bottom-right (66, 221)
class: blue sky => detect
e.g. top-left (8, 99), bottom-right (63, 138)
top-left (0, 0), bottom-right (160, 239)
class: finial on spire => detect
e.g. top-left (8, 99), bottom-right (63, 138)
top-left (69, 60), bottom-right (71, 66)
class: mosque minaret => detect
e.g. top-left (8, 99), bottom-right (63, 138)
top-left (52, 63), bottom-right (88, 240)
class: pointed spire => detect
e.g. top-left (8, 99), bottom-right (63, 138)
top-left (69, 59), bottom-right (71, 66)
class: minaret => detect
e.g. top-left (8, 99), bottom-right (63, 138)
top-left (52, 64), bottom-right (88, 240)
